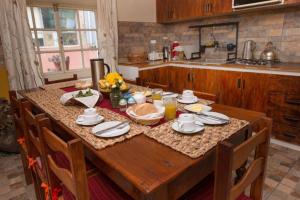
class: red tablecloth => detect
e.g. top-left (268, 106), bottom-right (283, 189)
top-left (61, 87), bottom-right (180, 127)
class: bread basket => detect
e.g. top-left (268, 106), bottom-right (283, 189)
top-left (126, 105), bottom-right (165, 126)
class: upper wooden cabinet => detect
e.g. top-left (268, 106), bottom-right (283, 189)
top-left (157, 0), bottom-right (232, 23)
top-left (285, 0), bottom-right (300, 4)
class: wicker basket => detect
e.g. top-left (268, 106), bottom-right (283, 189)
top-left (126, 106), bottom-right (164, 126)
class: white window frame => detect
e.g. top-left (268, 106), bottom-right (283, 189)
top-left (27, 4), bottom-right (99, 79)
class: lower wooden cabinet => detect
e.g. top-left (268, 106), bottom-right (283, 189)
top-left (138, 66), bottom-right (300, 144)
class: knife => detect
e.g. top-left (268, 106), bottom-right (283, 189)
top-left (196, 112), bottom-right (229, 122)
top-left (95, 121), bottom-right (130, 135)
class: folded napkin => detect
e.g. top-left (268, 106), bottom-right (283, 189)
top-left (60, 89), bottom-right (102, 108)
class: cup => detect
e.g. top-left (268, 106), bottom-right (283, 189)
top-left (164, 97), bottom-right (177, 120)
top-left (83, 108), bottom-right (97, 116)
top-left (182, 90), bottom-right (195, 101)
top-left (152, 88), bottom-right (163, 101)
top-left (78, 108), bottom-right (99, 123)
top-left (177, 113), bottom-right (196, 132)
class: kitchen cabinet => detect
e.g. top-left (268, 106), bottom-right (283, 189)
top-left (156, 0), bottom-right (232, 23)
top-left (242, 73), bottom-right (271, 113)
top-left (285, 0), bottom-right (300, 4)
top-left (192, 68), bottom-right (219, 95)
top-left (139, 67), bottom-right (170, 86)
top-left (216, 71), bottom-right (243, 107)
top-left (168, 67), bottom-right (193, 93)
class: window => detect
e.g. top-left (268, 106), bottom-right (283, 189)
top-left (27, 6), bottom-right (99, 75)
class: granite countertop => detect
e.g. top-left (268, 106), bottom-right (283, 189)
top-left (118, 60), bottom-right (300, 75)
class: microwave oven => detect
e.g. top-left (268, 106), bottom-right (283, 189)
top-left (233, 0), bottom-right (284, 9)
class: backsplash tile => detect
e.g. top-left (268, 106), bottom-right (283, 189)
top-left (118, 8), bottom-right (300, 63)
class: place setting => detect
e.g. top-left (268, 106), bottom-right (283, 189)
top-left (75, 107), bottom-right (131, 138)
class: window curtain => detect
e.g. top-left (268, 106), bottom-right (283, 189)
top-left (0, 0), bottom-right (43, 90)
top-left (96, 0), bottom-right (118, 71)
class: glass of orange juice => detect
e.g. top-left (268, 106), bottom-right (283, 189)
top-left (164, 97), bottom-right (177, 120)
top-left (152, 88), bottom-right (163, 101)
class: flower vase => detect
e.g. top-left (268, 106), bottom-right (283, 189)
top-left (110, 88), bottom-right (122, 108)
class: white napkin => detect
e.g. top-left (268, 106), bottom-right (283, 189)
top-left (60, 89), bottom-right (102, 108)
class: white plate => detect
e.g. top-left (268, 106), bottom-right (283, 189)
top-left (195, 111), bottom-right (230, 125)
top-left (177, 96), bottom-right (198, 104)
top-left (76, 115), bottom-right (104, 126)
top-left (172, 121), bottom-right (204, 135)
top-left (184, 104), bottom-right (212, 113)
top-left (92, 121), bottom-right (130, 138)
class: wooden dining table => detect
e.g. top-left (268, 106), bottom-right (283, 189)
top-left (19, 85), bottom-right (266, 200)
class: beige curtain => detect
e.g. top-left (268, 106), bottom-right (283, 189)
top-left (96, 0), bottom-right (118, 71)
top-left (0, 0), bottom-right (43, 90)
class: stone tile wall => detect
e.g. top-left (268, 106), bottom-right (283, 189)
top-left (118, 7), bottom-right (300, 63)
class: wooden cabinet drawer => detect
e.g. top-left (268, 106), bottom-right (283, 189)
top-left (267, 108), bottom-right (300, 128)
top-left (268, 91), bottom-right (300, 109)
top-left (273, 123), bottom-right (300, 144)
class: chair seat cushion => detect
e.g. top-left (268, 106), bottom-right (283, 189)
top-left (179, 175), bottom-right (252, 200)
top-left (61, 172), bottom-right (132, 200)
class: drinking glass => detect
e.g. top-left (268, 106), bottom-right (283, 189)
top-left (164, 97), bottom-right (177, 120)
top-left (152, 88), bottom-right (163, 101)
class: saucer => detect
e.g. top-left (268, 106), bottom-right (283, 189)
top-left (171, 121), bottom-right (204, 135)
top-left (177, 96), bottom-right (198, 104)
top-left (76, 115), bottom-right (104, 126)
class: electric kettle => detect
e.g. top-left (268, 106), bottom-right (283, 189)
top-left (242, 40), bottom-right (256, 60)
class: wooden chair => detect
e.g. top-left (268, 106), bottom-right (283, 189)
top-left (22, 101), bottom-right (49, 200)
top-left (194, 91), bottom-right (217, 102)
top-left (9, 91), bottom-right (32, 185)
top-left (38, 117), bottom-right (132, 200)
top-left (145, 82), bottom-right (169, 91)
top-left (44, 74), bottom-right (78, 85)
top-left (180, 117), bottom-right (271, 200)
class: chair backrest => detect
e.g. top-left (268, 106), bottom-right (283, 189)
top-left (38, 117), bottom-right (89, 200)
top-left (194, 91), bottom-right (217, 102)
top-left (214, 117), bottom-right (272, 200)
top-left (145, 82), bottom-right (169, 91)
top-left (9, 91), bottom-right (25, 137)
top-left (22, 101), bottom-right (46, 157)
top-left (44, 74), bottom-right (78, 85)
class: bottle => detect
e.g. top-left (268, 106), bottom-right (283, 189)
top-left (148, 40), bottom-right (157, 62)
top-left (171, 41), bottom-right (179, 60)
top-left (162, 37), bottom-right (170, 62)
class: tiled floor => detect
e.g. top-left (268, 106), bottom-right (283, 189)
top-left (0, 143), bottom-right (299, 200)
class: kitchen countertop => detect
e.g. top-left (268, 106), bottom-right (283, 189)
top-left (118, 60), bottom-right (300, 76)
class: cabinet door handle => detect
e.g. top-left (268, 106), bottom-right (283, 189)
top-left (237, 78), bottom-right (241, 89)
top-left (285, 99), bottom-right (300, 105)
top-left (283, 133), bottom-right (296, 139)
top-left (283, 114), bottom-right (300, 122)
top-left (188, 73), bottom-right (190, 82)
top-left (243, 79), bottom-right (245, 89)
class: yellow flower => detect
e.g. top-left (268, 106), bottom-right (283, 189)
top-left (105, 72), bottom-right (123, 85)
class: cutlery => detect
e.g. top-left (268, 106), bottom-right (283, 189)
top-left (95, 121), bottom-right (130, 135)
top-left (162, 92), bottom-right (175, 96)
top-left (196, 112), bottom-right (229, 123)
